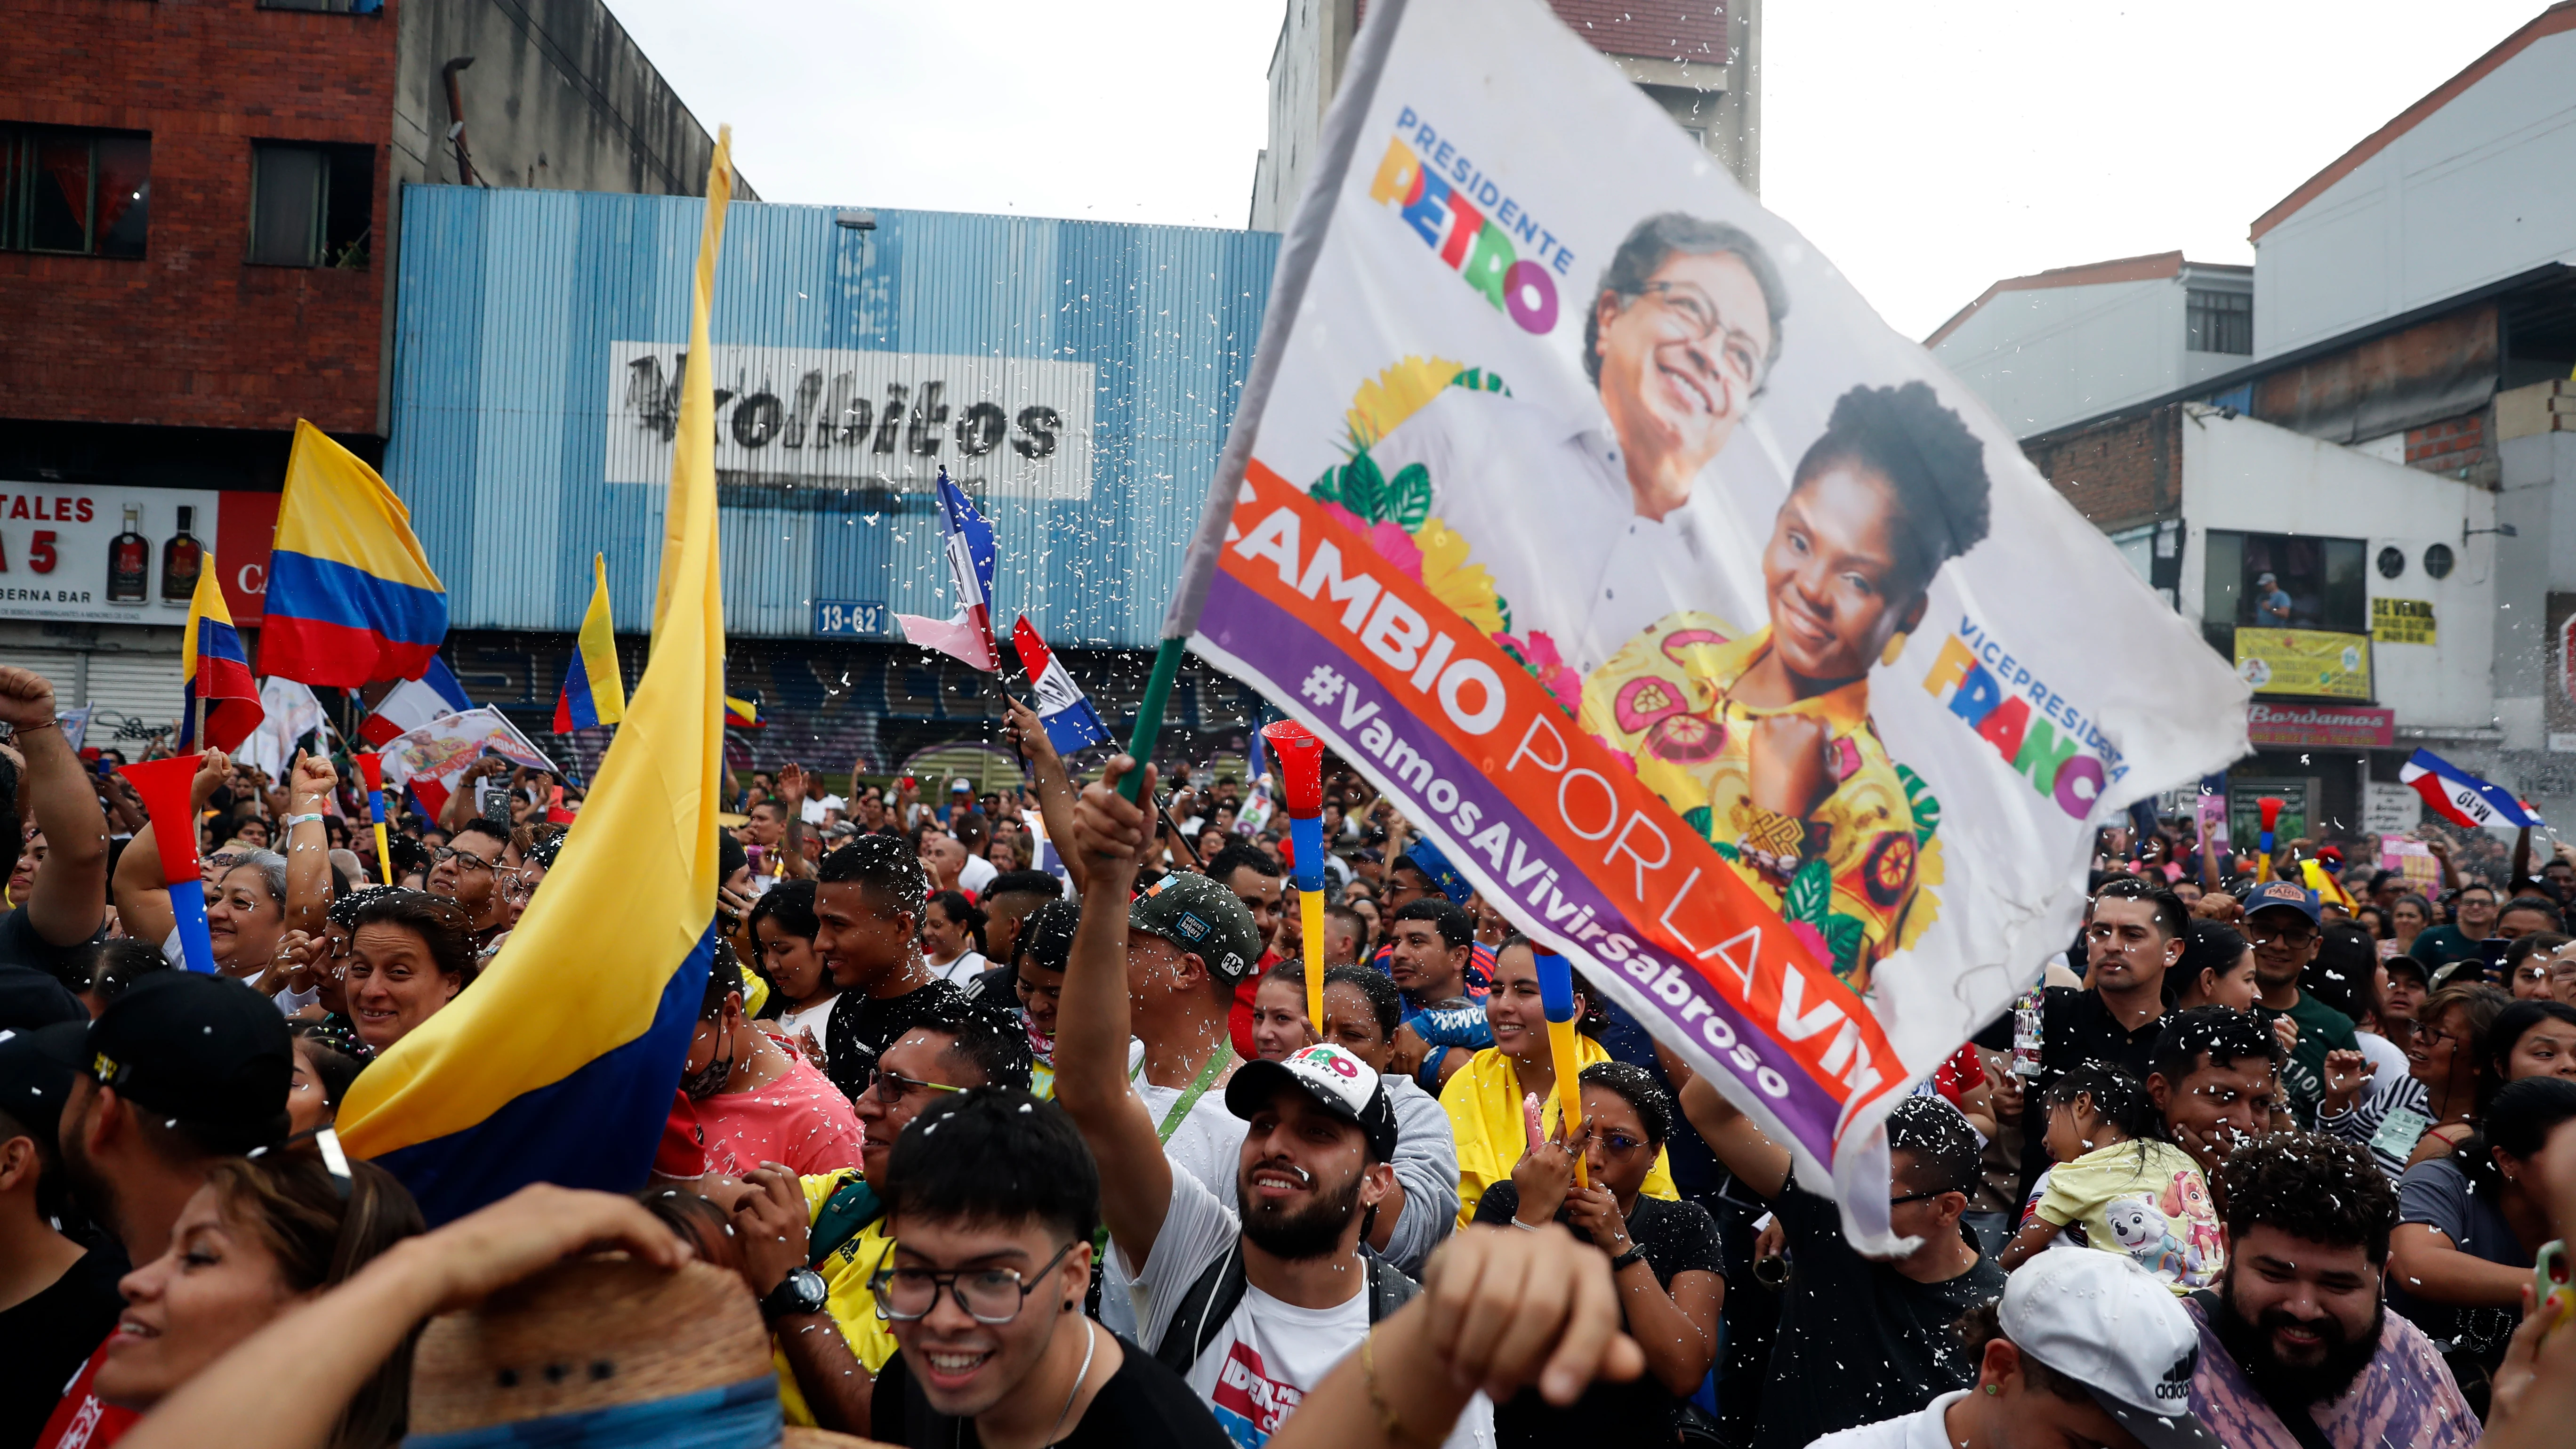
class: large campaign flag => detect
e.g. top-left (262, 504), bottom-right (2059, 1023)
top-left (894, 468), bottom-right (1000, 671)
top-left (553, 554), bottom-right (628, 733)
top-left (1166, 0), bottom-right (2249, 1249)
top-left (177, 554), bottom-right (262, 753)
top-left (338, 131), bottom-right (735, 1224)
top-left (264, 419), bottom-right (448, 687)
top-left (376, 707), bottom-right (558, 821)
top-left (356, 656), bottom-right (474, 749)
top-left (2400, 748), bottom-right (2543, 830)
top-left (1012, 616), bottom-right (1113, 756)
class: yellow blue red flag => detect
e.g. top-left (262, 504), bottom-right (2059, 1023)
top-left (552, 553), bottom-right (627, 733)
top-left (177, 552), bottom-right (262, 753)
top-left (264, 420), bottom-right (447, 687)
top-left (336, 130), bottom-right (734, 1223)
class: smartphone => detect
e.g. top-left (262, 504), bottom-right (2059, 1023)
top-left (474, 777), bottom-right (510, 821)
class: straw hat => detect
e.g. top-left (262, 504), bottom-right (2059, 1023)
top-left (408, 1256), bottom-right (886, 1446)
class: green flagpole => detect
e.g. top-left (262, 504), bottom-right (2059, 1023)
top-left (1117, 637), bottom-right (1186, 803)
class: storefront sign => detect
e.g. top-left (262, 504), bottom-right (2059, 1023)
top-left (2235, 628), bottom-right (2371, 700)
top-left (2245, 700), bottom-right (2395, 748)
top-left (605, 342), bottom-right (1098, 500)
top-left (2370, 596), bottom-right (2435, 645)
top-left (0, 486), bottom-right (277, 628)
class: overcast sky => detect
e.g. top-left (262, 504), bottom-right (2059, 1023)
top-left (603, 0), bottom-right (2550, 341)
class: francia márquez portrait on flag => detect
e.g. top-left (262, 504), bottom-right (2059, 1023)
top-left (1579, 382), bottom-right (1994, 996)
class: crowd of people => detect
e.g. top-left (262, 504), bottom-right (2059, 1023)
top-left (4, 660), bottom-right (2576, 1449)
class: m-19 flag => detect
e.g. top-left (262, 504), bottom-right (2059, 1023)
top-left (177, 552), bottom-right (262, 753)
top-left (1165, 0), bottom-right (2249, 1251)
top-left (894, 467), bottom-right (999, 671)
top-left (1011, 616), bottom-right (1113, 756)
top-left (553, 553), bottom-right (628, 733)
top-left (337, 129), bottom-right (736, 1224)
top-left (264, 419), bottom-right (448, 687)
top-left (2400, 748), bottom-right (2543, 830)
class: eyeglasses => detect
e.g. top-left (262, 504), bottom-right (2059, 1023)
top-left (1889, 1190), bottom-right (1944, 1208)
top-left (871, 1241), bottom-right (1078, 1324)
top-left (1634, 281), bottom-right (1765, 384)
top-left (434, 847), bottom-right (498, 875)
top-left (866, 1066), bottom-right (968, 1106)
top-left (1568, 1124), bottom-right (1648, 1159)
top-left (2415, 1023), bottom-right (2457, 1049)
top-left (2246, 923), bottom-right (2316, 945)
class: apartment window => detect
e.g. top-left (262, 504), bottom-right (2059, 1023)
top-left (2186, 289), bottom-right (2252, 355)
top-left (0, 125), bottom-right (150, 258)
top-left (250, 142), bottom-right (374, 268)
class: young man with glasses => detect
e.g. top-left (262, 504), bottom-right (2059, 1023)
top-left (868, 1088), bottom-right (1229, 1449)
top-left (721, 996), bottom-right (1032, 1434)
top-left (423, 819), bottom-right (512, 952)
top-left (1677, 1081), bottom-right (2000, 1447)
top-left (2240, 881), bottom-right (2360, 1127)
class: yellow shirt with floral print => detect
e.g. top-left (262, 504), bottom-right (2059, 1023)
top-left (1577, 615), bottom-right (1939, 994)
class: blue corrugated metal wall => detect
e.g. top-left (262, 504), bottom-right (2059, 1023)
top-left (385, 185), bottom-right (1278, 645)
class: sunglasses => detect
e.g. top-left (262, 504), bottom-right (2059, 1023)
top-left (866, 1066), bottom-right (968, 1105)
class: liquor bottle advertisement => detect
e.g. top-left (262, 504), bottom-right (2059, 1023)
top-left (0, 485), bottom-right (276, 626)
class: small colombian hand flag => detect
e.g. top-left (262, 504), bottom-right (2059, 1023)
top-left (262, 420), bottom-right (448, 687)
top-left (178, 551), bottom-right (262, 753)
top-left (724, 694), bottom-right (763, 728)
top-left (552, 554), bottom-right (626, 733)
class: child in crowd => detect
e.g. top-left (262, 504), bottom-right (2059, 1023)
top-left (1999, 1063), bottom-right (2222, 1293)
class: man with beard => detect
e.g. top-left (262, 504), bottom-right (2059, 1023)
top-left (2185, 1134), bottom-right (2475, 1448)
top-left (1056, 755), bottom-right (1491, 1449)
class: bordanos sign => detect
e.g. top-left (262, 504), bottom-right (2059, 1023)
top-left (606, 342), bottom-right (1095, 499)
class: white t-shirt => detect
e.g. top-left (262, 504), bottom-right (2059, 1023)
top-left (776, 994), bottom-right (840, 1064)
top-left (1809, 1390), bottom-right (1965, 1449)
top-left (1097, 1040), bottom-right (1252, 1338)
top-left (959, 853), bottom-right (998, 897)
top-left (1118, 1162), bottom-right (1491, 1449)
top-left (2355, 1029), bottom-right (2411, 1100)
top-left (927, 950), bottom-right (989, 989)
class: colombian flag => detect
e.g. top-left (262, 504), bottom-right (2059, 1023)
top-left (263, 420), bottom-right (447, 687)
top-left (177, 554), bottom-right (262, 754)
top-left (724, 694), bottom-right (763, 728)
top-left (338, 131), bottom-right (735, 1224)
top-left (552, 554), bottom-right (627, 733)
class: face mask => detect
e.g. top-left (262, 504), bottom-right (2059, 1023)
top-left (683, 1029), bottom-right (734, 1101)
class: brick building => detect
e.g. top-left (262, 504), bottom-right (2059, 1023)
top-left (0, 0), bottom-right (740, 729)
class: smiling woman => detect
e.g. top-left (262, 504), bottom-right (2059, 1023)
top-left (94, 1149), bottom-right (422, 1447)
top-left (338, 891), bottom-right (477, 1055)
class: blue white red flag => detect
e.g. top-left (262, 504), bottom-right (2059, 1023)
top-left (1010, 616), bottom-right (1112, 756)
top-left (894, 467), bottom-right (1000, 670)
top-left (2400, 748), bottom-right (2543, 829)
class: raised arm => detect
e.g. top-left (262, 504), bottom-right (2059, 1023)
top-left (0, 668), bottom-right (107, 947)
top-left (1003, 697), bottom-right (1087, 894)
top-left (1663, 1048), bottom-right (1790, 1201)
top-left (282, 753), bottom-right (337, 936)
top-left (1052, 754), bottom-right (1177, 1269)
top-left (776, 763), bottom-right (815, 880)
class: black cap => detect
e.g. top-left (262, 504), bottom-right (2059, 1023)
top-left (76, 972), bottom-right (292, 1153)
top-left (0, 963), bottom-right (87, 1034)
top-left (0, 1021), bottom-right (84, 1144)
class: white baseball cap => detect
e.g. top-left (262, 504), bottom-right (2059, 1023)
top-left (950, 777), bottom-right (974, 793)
top-left (1224, 1043), bottom-right (1399, 1160)
top-left (1998, 1250), bottom-right (2214, 1449)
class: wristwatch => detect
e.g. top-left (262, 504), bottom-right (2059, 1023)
top-left (760, 1266), bottom-right (829, 1321)
top-left (1608, 1244), bottom-right (1647, 1272)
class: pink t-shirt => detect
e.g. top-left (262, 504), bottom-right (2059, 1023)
top-left (696, 1047), bottom-right (867, 1177)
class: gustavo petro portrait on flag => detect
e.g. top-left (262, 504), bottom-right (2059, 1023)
top-left (1170, 0), bottom-right (2247, 1245)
